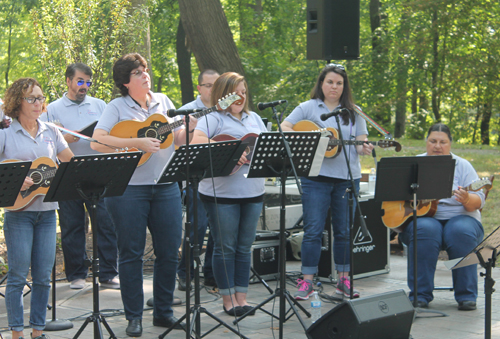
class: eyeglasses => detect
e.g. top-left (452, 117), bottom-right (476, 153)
top-left (76, 79), bottom-right (92, 87)
top-left (326, 63), bottom-right (345, 70)
top-left (130, 68), bottom-right (149, 77)
top-left (24, 96), bottom-right (46, 104)
top-left (199, 83), bottom-right (213, 88)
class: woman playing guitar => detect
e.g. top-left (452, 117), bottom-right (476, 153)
top-left (281, 63), bottom-right (374, 300)
top-left (398, 123), bottom-right (485, 311)
top-left (191, 72), bottom-right (267, 317)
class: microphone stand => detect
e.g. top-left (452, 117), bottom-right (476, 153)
top-left (329, 111), bottom-right (369, 299)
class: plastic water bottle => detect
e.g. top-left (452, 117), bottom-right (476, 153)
top-left (311, 291), bottom-right (322, 323)
top-left (368, 167), bottom-right (376, 194)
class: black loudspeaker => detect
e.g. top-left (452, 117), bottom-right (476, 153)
top-left (306, 290), bottom-right (415, 339)
top-left (307, 0), bottom-right (360, 60)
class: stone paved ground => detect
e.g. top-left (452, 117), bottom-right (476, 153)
top-left (1, 254), bottom-right (499, 339)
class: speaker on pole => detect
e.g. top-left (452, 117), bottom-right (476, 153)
top-left (307, 0), bottom-right (360, 61)
top-left (306, 290), bottom-right (415, 339)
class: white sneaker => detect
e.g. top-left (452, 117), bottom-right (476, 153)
top-left (100, 276), bottom-right (120, 289)
top-left (70, 278), bottom-right (86, 289)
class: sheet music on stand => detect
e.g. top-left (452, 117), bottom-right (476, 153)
top-left (247, 131), bottom-right (328, 178)
top-left (0, 161), bottom-right (32, 207)
top-left (445, 225), bottom-right (500, 270)
top-left (156, 140), bottom-right (246, 184)
top-left (44, 152), bottom-right (142, 202)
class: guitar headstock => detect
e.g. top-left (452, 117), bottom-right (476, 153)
top-left (378, 140), bottom-right (402, 152)
top-left (469, 176), bottom-right (494, 192)
top-left (216, 93), bottom-right (243, 110)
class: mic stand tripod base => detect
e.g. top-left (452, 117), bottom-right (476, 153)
top-left (45, 319), bottom-right (73, 331)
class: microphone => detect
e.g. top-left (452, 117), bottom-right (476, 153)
top-left (257, 100), bottom-right (287, 110)
top-left (320, 107), bottom-right (346, 121)
top-left (166, 107), bottom-right (203, 118)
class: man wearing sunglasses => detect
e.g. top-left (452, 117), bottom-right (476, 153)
top-left (43, 63), bottom-right (120, 291)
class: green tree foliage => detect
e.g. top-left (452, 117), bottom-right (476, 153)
top-left (31, 0), bottom-right (145, 103)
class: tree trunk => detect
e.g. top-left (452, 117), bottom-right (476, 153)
top-left (480, 103), bottom-right (491, 145)
top-left (178, 0), bottom-right (246, 77)
top-left (176, 19), bottom-right (195, 106)
top-left (431, 8), bottom-right (441, 122)
top-left (370, 0), bottom-right (381, 52)
top-left (394, 8), bottom-right (410, 138)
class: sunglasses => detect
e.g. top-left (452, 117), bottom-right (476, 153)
top-left (326, 63), bottom-right (345, 70)
top-left (76, 79), bottom-right (92, 87)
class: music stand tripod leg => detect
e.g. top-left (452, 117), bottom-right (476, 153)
top-left (73, 193), bottom-right (117, 339)
top-left (250, 266), bottom-right (274, 294)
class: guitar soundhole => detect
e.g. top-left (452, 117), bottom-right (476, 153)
top-left (145, 128), bottom-right (158, 139)
top-left (30, 171), bottom-right (42, 185)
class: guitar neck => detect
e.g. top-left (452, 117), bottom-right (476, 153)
top-left (329, 140), bottom-right (374, 146)
top-left (161, 105), bottom-right (219, 134)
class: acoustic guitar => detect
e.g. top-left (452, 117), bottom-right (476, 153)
top-left (212, 133), bottom-right (259, 175)
top-left (381, 176), bottom-right (494, 233)
top-left (109, 93), bottom-right (243, 167)
top-left (3, 157), bottom-right (58, 211)
top-left (292, 120), bottom-right (402, 158)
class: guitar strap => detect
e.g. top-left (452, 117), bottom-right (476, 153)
top-left (352, 106), bottom-right (393, 140)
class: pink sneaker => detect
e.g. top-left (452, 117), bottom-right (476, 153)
top-left (336, 277), bottom-right (360, 298)
top-left (293, 279), bottom-right (314, 300)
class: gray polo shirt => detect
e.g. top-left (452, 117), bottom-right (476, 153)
top-left (0, 118), bottom-right (69, 211)
top-left (43, 93), bottom-right (106, 156)
top-left (196, 110), bottom-right (266, 199)
top-left (95, 91), bottom-right (182, 185)
top-left (419, 152), bottom-right (485, 222)
top-left (179, 95), bottom-right (205, 111)
top-left (285, 98), bottom-right (368, 180)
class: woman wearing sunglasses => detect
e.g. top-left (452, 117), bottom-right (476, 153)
top-left (281, 64), bottom-right (373, 300)
top-left (1, 78), bottom-right (74, 339)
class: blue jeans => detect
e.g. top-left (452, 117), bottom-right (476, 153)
top-left (4, 210), bottom-right (57, 332)
top-left (104, 183), bottom-right (182, 320)
top-left (58, 199), bottom-right (118, 282)
top-left (202, 200), bottom-right (262, 295)
top-left (300, 177), bottom-right (360, 274)
top-left (400, 215), bottom-right (483, 303)
top-left (177, 187), bottom-right (214, 280)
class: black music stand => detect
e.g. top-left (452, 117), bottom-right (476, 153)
top-left (44, 152), bottom-right (141, 339)
top-left (238, 131), bottom-right (327, 339)
top-left (444, 225), bottom-right (500, 339)
top-left (0, 161), bottom-right (32, 297)
top-left (375, 155), bottom-right (455, 317)
top-left (157, 140), bottom-right (248, 339)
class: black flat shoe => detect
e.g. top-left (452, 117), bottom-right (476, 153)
top-left (242, 305), bottom-right (256, 316)
top-left (458, 301), bottom-right (477, 311)
top-left (223, 305), bottom-right (245, 316)
top-left (153, 316), bottom-right (185, 330)
top-left (126, 319), bottom-right (142, 337)
top-left (416, 300), bottom-right (428, 308)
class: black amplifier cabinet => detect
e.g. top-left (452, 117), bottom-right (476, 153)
top-left (250, 231), bottom-right (279, 283)
top-left (318, 199), bottom-right (389, 281)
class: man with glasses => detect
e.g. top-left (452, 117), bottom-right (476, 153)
top-left (43, 63), bottom-right (120, 290)
top-left (177, 69), bottom-right (219, 292)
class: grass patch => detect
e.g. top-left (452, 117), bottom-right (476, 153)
top-left (360, 139), bottom-right (500, 237)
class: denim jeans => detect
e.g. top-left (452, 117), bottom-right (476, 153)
top-left (400, 215), bottom-right (484, 303)
top-left (177, 186), bottom-right (214, 280)
top-left (4, 210), bottom-right (57, 331)
top-left (104, 183), bottom-right (182, 320)
top-left (300, 177), bottom-right (360, 274)
top-left (202, 200), bottom-right (262, 295)
top-left (58, 199), bottom-right (118, 282)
